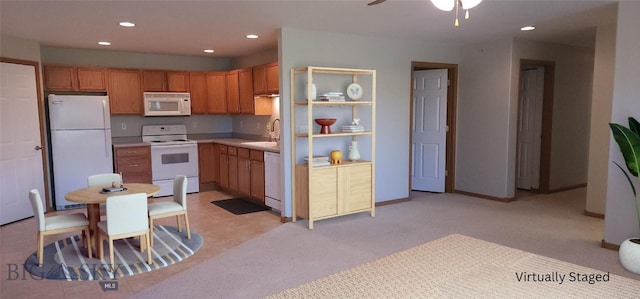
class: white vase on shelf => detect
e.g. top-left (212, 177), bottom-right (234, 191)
top-left (348, 141), bottom-right (360, 162)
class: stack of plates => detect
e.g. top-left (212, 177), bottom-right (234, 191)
top-left (341, 125), bottom-right (365, 132)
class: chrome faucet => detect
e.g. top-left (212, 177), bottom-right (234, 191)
top-left (270, 118), bottom-right (280, 142)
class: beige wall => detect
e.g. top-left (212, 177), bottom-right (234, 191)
top-left (0, 35), bottom-right (41, 62)
top-left (512, 39), bottom-right (595, 192)
top-left (604, 2), bottom-right (640, 244)
top-left (586, 23), bottom-right (617, 215)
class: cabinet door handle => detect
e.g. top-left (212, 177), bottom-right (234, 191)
top-left (129, 164), bottom-right (139, 167)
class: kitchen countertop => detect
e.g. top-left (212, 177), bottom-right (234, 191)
top-left (193, 137), bottom-right (280, 153)
top-left (112, 136), bottom-right (280, 153)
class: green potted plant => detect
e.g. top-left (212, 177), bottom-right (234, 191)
top-left (609, 116), bottom-right (640, 274)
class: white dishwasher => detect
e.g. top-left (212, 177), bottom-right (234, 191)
top-left (264, 151), bottom-right (282, 213)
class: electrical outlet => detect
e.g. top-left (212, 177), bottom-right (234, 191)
top-left (121, 123), bottom-right (126, 130)
top-left (240, 121), bottom-right (244, 128)
top-left (256, 122), bottom-right (261, 129)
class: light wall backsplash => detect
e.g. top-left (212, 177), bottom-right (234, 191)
top-left (111, 114), bottom-right (232, 137)
top-left (231, 97), bottom-right (281, 139)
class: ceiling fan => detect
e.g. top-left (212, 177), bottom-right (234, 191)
top-left (367, 0), bottom-right (387, 5)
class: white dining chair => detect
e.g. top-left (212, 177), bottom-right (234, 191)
top-left (97, 193), bottom-right (153, 269)
top-left (148, 175), bottom-right (190, 246)
top-left (28, 189), bottom-right (92, 267)
top-left (87, 173), bottom-right (122, 216)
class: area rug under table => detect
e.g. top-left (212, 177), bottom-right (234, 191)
top-left (24, 225), bottom-right (203, 281)
top-left (267, 234), bottom-right (640, 298)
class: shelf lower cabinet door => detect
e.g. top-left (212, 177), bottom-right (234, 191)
top-left (341, 164), bottom-right (373, 213)
top-left (295, 163), bottom-right (373, 228)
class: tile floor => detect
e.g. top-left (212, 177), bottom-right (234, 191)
top-left (0, 190), bottom-right (283, 298)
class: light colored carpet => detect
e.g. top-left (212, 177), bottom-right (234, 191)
top-left (267, 234), bottom-right (640, 298)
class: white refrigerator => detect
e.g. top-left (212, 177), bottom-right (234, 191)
top-left (48, 94), bottom-right (113, 210)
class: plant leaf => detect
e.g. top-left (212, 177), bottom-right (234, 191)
top-left (610, 123), bottom-right (640, 177)
top-left (629, 117), bottom-right (640, 136)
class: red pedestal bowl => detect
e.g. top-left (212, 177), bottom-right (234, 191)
top-left (315, 118), bottom-right (336, 134)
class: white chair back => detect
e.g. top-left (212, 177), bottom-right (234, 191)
top-left (173, 175), bottom-right (187, 209)
top-left (105, 193), bottom-right (148, 235)
top-left (88, 173), bottom-right (122, 187)
top-left (28, 189), bottom-right (45, 231)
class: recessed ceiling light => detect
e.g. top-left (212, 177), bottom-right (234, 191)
top-left (204, 49), bottom-right (215, 53)
top-left (521, 26), bottom-right (536, 31)
top-left (246, 34), bottom-right (259, 39)
top-left (119, 21), bottom-right (135, 27)
top-left (98, 41), bottom-right (111, 46)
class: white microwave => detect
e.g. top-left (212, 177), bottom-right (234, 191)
top-left (143, 92), bottom-right (191, 116)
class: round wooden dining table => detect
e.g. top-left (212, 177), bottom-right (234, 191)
top-left (65, 183), bottom-right (160, 253)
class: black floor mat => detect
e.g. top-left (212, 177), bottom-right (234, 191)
top-left (211, 198), bottom-right (270, 215)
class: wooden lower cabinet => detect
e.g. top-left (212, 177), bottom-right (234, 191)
top-left (219, 145), bottom-right (229, 189)
top-left (238, 148), bottom-right (251, 196)
top-left (249, 150), bottom-right (265, 203)
top-left (228, 146), bottom-right (239, 192)
top-left (295, 162), bottom-right (374, 229)
top-left (198, 142), bottom-right (218, 190)
top-left (114, 146), bottom-right (151, 183)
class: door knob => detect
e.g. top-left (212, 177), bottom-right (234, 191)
top-left (35, 146), bottom-right (42, 151)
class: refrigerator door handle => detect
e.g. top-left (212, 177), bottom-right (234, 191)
top-left (51, 100), bottom-right (63, 104)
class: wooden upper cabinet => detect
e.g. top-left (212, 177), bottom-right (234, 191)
top-left (45, 65), bottom-right (76, 90)
top-left (206, 72), bottom-right (227, 114)
top-left (142, 70), bottom-right (166, 91)
top-left (77, 67), bottom-right (107, 91)
top-left (252, 64), bottom-right (267, 95)
top-left (253, 62), bottom-right (278, 95)
top-left (189, 72), bottom-right (208, 114)
top-left (142, 70), bottom-right (190, 92)
top-left (265, 62), bottom-right (279, 94)
top-left (225, 70), bottom-right (240, 114)
top-left (108, 68), bottom-right (143, 115)
top-left (167, 72), bottom-right (190, 92)
top-left (239, 68), bottom-right (254, 114)
top-left (44, 65), bottom-right (106, 91)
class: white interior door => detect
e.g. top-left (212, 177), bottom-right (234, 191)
top-left (516, 67), bottom-right (544, 190)
top-left (412, 69), bottom-right (447, 192)
top-left (1, 62), bottom-right (45, 225)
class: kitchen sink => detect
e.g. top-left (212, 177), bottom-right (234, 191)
top-left (242, 141), bottom-right (280, 149)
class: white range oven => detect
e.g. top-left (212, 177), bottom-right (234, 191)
top-left (142, 125), bottom-right (199, 197)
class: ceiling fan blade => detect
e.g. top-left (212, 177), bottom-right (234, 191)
top-left (367, 0), bottom-right (387, 6)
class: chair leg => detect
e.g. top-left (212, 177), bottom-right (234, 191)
top-left (149, 217), bottom-right (154, 247)
top-left (145, 232), bottom-right (153, 265)
top-left (176, 215), bottom-right (182, 232)
top-left (184, 213), bottom-right (191, 239)
top-left (109, 237), bottom-right (115, 271)
top-left (37, 232), bottom-right (44, 267)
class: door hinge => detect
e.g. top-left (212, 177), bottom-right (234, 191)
top-left (446, 125), bottom-right (449, 132)
top-left (447, 79), bottom-right (451, 86)
top-left (445, 170), bottom-right (448, 176)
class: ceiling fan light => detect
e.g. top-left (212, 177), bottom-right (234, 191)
top-left (461, 0), bottom-right (483, 10)
top-left (431, 0), bottom-right (454, 12)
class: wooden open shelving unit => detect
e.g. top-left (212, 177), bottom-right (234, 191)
top-left (290, 66), bottom-right (376, 229)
